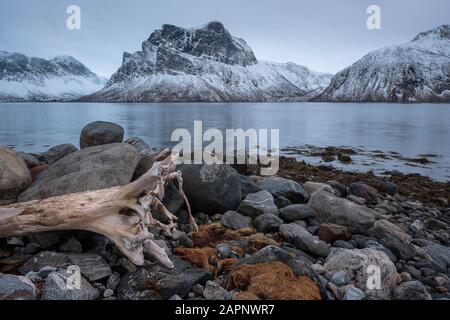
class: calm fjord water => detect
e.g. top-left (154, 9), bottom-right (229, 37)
top-left (0, 102), bottom-right (449, 181)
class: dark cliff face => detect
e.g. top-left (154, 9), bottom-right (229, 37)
top-left (148, 21), bottom-right (257, 67)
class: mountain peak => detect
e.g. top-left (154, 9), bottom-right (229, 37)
top-left (412, 24), bottom-right (450, 42)
top-left (146, 21), bottom-right (257, 67)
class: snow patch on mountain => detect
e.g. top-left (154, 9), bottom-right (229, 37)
top-left (317, 25), bottom-right (450, 102)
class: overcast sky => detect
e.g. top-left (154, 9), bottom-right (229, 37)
top-left (0, 0), bottom-right (449, 77)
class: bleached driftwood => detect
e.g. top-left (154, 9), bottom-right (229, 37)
top-left (0, 150), bottom-right (197, 268)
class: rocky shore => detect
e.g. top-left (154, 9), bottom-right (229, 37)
top-left (0, 121), bottom-right (449, 300)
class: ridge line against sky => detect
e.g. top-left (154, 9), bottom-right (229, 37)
top-left (0, 0), bottom-right (449, 78)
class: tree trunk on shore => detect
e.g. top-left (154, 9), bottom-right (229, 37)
top-left (0, 150), bottom-right (197, 268)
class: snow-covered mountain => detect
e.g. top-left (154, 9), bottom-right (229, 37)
top-left (317, 25), bottom-right (450, 102)
top-left (0, 52), bottom-right (106, 102)
top-left (81, 21), bottom-right (332, 102)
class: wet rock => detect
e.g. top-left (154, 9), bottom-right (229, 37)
top-left (279, 204), bottom-right (317, 222)
top-left (324, 248), bottom-right (398, 299)
top-left (42, 269), bottom-right (100, 300)
top-left (327, 180), bottom-right (347, 197)
top-left (0, 273), bottom-right (36, 300)
top-left (179, 163), bottom-right (241, 215)
top-left (220, 211), bottom-right (251, 230)
top-left (239, 175), bottom-right (262, 199)
top-left (378, 181), bottom-right (398, 196)
top-left (343, 287), bottom-right (365, 300)
top-left (318, 223), bottom-right (349, 243)
top-left (117, 257), bottom-right (212, 300)
top-left (348, 182), bottom-right (379, 204)
top-left (309, 191), bottom-right (376, 234)
top-left (0, 147), bottom-right (32, 205)
top-left (18, 143), bottom-right (139, 201)
top-left (68, 253), bottom-right (112, 281)
top-left (252, 214), bottom-right (283, 233)
top-left (303, 181), bottom-right (336, 196)
top-left (80, 121), bottom-right (124, 149)
top-left (279, 223), bottom-right (330, 257)
top-left (393, 281), bottom-right (432, 300)
top-left (203, 280), bottom-right (232, 300)
top-left (369, 220), bottom-right (416, 260)
top-left (38, 143), bottom-right (78, 164)
top-left (237, 191), bottom-right (277, 219)
top-left (162, 181), bottom-right (185, 214)
top-left (274, 196), bottom-right (292, 209)
top-left (256, 176), bottom-right (309, 204)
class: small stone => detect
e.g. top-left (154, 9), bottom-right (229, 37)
top-left (274, 196), bottom-right (292, 209)
top-left (169, 294), bottom-right (183, 300)
top-left (192, 284), bottom-right (204, 297)
top-left (348, 182), bottom-right (378, 204)
top-left (203, 281), bottom-right (232, 300)
top-left (106, 272), bottom-right (121, 291)
top-left (410, 220), bottom-right (425, 233)
top-left (216, 243), bottom-right (231, 259)
top-left (177, 234), bottom-right (194, 248)
top-left (220, 211), bottom-right (252, 230)
top-left (400, 272), bottom-right (412, 282)
top-left (330, 271), bottom-right (351, 286)
top-left (343, 287), bottom-right (365, 300)
top-left (252, 214), bottom-right (283, 233)
top-left (279, 204), bottom-right (317, 222)
top-left (393, 281), bottom-right (432, 300)
top-left (42, 270), bottom-right (99, 300)
top-left (237, 191), bottom-right (278, 219)
top-left (327, 180), bottom-right (347, 197)
top-left (58, 237), bottom-right (83, 253)
top-left (332, 240), bottom-right (355, 249)
top-left (68, 253), bottom-right (112, 281)
top-left (318, 223), bottom-right (349, 243)
top-left (38, 144), bottom-right (78, 164)
top-left (256, 176), bottom-right (309, 204)
top-left (103, 288), bottom-right (114, 298)
top-left (303, 181), bottom-right (336, 196)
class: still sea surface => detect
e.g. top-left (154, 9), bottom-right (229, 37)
top-left (0, 102), bottom-right (449, 181)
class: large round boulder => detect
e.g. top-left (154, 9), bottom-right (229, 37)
top-left (308, 191), bottom-right (377, 234)
top-left (0, 147), bottom-right (32, 205)
top-left (80, 121), bottom-right (124, 149)
top-left (18, 143), bottom-right (139, 202)
top-left (179, 163), bottom-right (241, 215)
top-left (324, 248), bottom-right (398, 299)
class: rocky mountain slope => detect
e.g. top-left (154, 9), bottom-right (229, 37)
top-left (81, 21), bottom-right (332, 102)
top-left (0, 52), bottom-right (106, 102)
top-left (317, 25), bottom-right (450, 102)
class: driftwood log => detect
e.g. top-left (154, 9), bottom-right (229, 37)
top-left (0, 150), bottom-right (197, 268)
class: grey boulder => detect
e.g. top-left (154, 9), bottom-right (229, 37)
top-left (220, 211), bottom-right (252, 230)
top-left (18, 143), bottom-right (139, 201)
top-left (42, 269), bottom-right (100, 300)
top-left (279, 223), bottom-right (330, 257)
top-left (279, 204), bottom-right (317, 222)
top-left (309, 191), bottom-right (377, 234)
top-left (179, 163), bottom-right (241, 215)
top-left (237, 191), bottom-right (277, 219)
top-left (256, 176), bottom-right (309, 204)
top-left (0, 273), bottom-right (36, 300)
